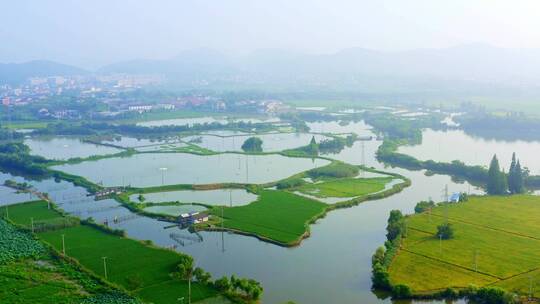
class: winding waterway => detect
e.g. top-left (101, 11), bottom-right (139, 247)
top-left (0, 120), bottom-right (504, 304)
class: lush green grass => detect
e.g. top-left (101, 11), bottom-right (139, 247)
top-left (213, 190), bottom-right (327, 245)
top-left (0, 259), bottom-right (92, 303)
top-left (5, 121), bottom-right (50, 129)
top-left (494, 268), bottom-right (540, 298)
top-left (7, 201), bottom-right (216, 304)
top-left (5, 200), bottom-right (63, 226)
top-left (388, 195), bottom-right (540, 296)
top-left (388, 250), bottom-right (496, 292)
top-left (297, 177), bottom-right (391, 198)
top-left (136, 280), bottom-right (217, 303)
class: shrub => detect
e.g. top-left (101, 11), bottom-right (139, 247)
top-left (440, 287), bottom-right (459, 299)
top-left (214, 276), bottom-right (231, 292)
top-left (307, 162), bottom-right (359, 179)
top-left (372, 246), bottom-right (386, 267)
top-left (371, 263), bottom-right (391, 290)
top-left (276, 178), bottom-right (306, 189)
top-left (391, 284), bottom-right (412, 299)
top-left (241, 137), bottom-right (263, 152)
top-left (414, 200), bottom-right (435, 213)
top-left (436, 223), bottom-right (454, 240)
top-left (472, 287), bottom-right (515, 304)
top-left (386, 210), bottom-right (405, 241)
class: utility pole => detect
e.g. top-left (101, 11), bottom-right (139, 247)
top-left (221, 205), bottom-right (225, 253)
top-left (361, 141), bottom-right (366, 177)
top-left (102, 257), bottom-right (108, 280)
top-left (5, 205), bottom-right (8, 220)
top-left (188, 271), bottom-right (192, 304)
top-left (439, 234), bottom-right (442, 255)
top-left (474, 249), bottom-right (478, 272)
top-left (31, 217), bottom-right (34, 233)
top-left (62, 234), bottom-right (66, 255)
top-left (443, 185), bottom-right (449, 223)
top-left (245, 155), bottom-right (249, 183)
top-left (159, 167), bottom-right (168, 185)
top-left (530, 274), bottom-right (533, 300)
top-left (229, 189), bottom-right (232, 207)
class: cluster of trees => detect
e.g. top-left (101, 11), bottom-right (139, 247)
top-left (436, 223), bottom-right (454, 240)
top-left (307, 162), bottom-right (359, 179)
top-left (0, 127), bottom-right (22, 141)
top-left (372, 210), bottom-right (412, 298)
top-left (175, 256), bottom-right (262, 302)
top-left (386, 210), bottom-right (407, 241)
top-left (0, 143), bottom-right (49, 176)
top-left (241, 137), bottom-right (263, 152)
top-left (487, 153), bottom-right (527, 195)
top-left (214, 275), bottom-right (263, 302)
top-left (318, 134), bottom-right (356, 154)
top-left (414, 200), bottom-right (435, 213)
top-left (33, 121), bottom-right (277, 138)
top-left (459, 111), bottom-right (540, 141)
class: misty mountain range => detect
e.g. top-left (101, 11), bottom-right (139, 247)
top-left (2, 44), bottom-right (540, 92)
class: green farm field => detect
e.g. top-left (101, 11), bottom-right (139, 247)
top-left (213, 190), bottom-right (327, 245)
top-left (297, 177), bottom-right (392, 198)
top-left (388, 195), bottom-right (540, 297)
top-left (7, 200), bottom-right (217, 304)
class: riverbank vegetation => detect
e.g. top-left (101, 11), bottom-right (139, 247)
top-left (6, 200), bottom-right (259, 304)
top-left (0, 215), bottom-right (141, 303)
top-left (375, 195), bottom-right (540, 302)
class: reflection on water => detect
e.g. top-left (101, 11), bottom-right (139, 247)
top-left (52, 153), bottom-right (330, 187)
top-left (0, 137), bottom-right (482, 304)
top-left (25, 137), bottom-right (121, 160)
top-left (184, 133), bottom-right (329, 152)
top-left (143, 204), bottom-right (207, 216)
top-left (399, 129), bottom-right (540, 174)
top-left (4, 118), bottom-right (497, 304)
top-left (130, 189), bottom-right (257, 206)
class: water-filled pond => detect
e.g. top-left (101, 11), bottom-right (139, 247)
top-left (137, 116), bottom-right (279, 128)
top-left (52, 153), bottom-right (329, 187)
top-left (101, 137), bottom-right (178, 148)
top-left (25, 137), bottom-right (121, 160)
top-left (131, 189), bottom-right (257, 206)
top-left (306, 120), bottom-right (374, 137)
top-left (184, 133), bottom-right (328, 152)
top-left (398, 129), bottom-right (540, 174)
top-left (143, 204), bottom-right (207, 216)
top-left (2, 119), bottom-right (487, 304)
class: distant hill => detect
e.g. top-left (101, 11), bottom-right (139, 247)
top-left (0, 60), bottom-right (87, 85)
top-left (99, 44), bottom-right (540, 90)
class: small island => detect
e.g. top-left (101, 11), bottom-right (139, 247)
top-left (241, 137), bottom-right (263, 152)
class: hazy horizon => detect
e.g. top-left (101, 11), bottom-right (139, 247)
top-left (3, 0), bottom-right (540, 68)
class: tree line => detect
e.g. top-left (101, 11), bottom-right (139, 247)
top-left (487, 153), bottom-right (526, 195)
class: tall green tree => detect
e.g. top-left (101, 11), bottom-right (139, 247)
top-left (514, 160), bottom-right (524, 193)
top-left (508, 153), bottom-right (525, 194)
top-left (508, 153), bottom-right (517, 193)
top-left (487, 154), bottom-right (507, 195)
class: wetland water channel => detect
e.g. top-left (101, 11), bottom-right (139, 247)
top-left (3, 119), bottom-right (511, 304)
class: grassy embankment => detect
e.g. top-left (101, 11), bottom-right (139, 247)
top-left (209, 190), bottom-right (327, 246)
top-left (388, 195), bottom-right (540, 298)
top-left (202, 162), bottom-right (409, 247)
top-left (6, 200), bottom-right (219, 304)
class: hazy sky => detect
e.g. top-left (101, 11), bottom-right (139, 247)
top-left (2, 0), bottom-right (540, 68)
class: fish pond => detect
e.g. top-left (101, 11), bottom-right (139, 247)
top-left (52, 153), bottom-right (330, 187)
